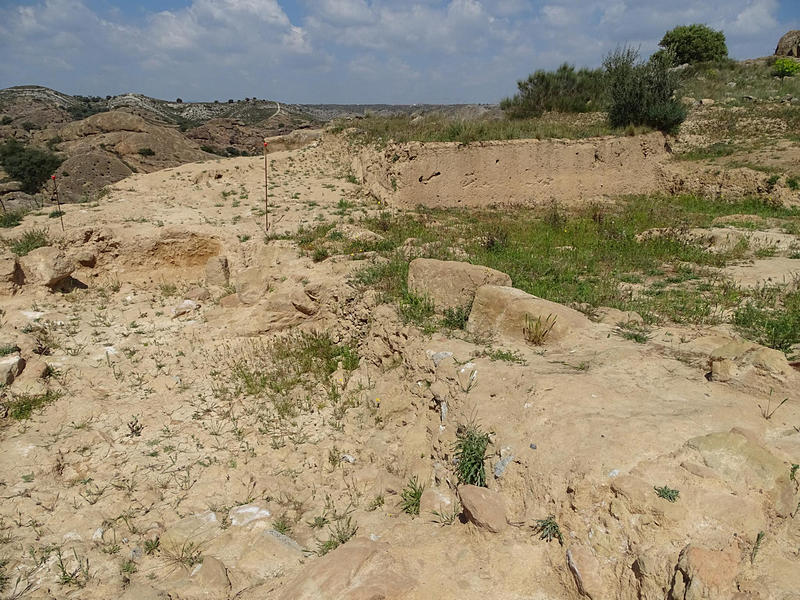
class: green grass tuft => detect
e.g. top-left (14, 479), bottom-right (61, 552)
top-left (453, 424), bottom-right (491, 487)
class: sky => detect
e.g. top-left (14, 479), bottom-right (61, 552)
top-left (1, 0), bottom-right (798, 104)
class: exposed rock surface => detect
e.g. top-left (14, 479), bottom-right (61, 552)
top-left (407, 258), bottom-right (511, 311)
top-left (458, 485), bottom-right (508, 533)
top-left (775, 30), bottom-right (800, 57)
top-left (467, 284), bottom-right (590, 344)
top-left (18, 246), bottom-right (75, 288)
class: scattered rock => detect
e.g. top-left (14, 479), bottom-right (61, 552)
top-left (567, 544), bottom-right (606, 599)
top-left (228, 504), bottom-right (271, 527)
top-left (594, 307), bottom-right (643, 326)
top-left (0, 354), bottom-right (25, 385)
top-left (18, 246), bottom-right (75, 288)
top-left (168, 555), bottom-right (231, 600)
top-left (458, 485), bottom-right (508, 533)
top-left (183, 286), bottom-right (210, 302)
top-left (205, 255), bottom-right (230, 286)
top-left (407, 258), bottom-right (511, 311)
top-left (699, 98), bottom-right (715, 106)
top-left (669, 544), bottom-right (739, 599)
top-left (467, 285), bottom-right (590, 345)
top-left (173, 299), bottom-right (200, 317)
top-left (419, 487), bottom-right (455, 515)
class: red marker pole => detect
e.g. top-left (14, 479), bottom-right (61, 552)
top-left (264, 140), bottom-right (269, 231)
top-left (51, 175), bottom-right (64, 232)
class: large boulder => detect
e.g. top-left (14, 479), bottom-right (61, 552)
top-left (18, 246), bottom-right (75, 288)
top-left (458, 485), bottom-right (508, 533)
top-left (407, 258), bottom-right (511, 311)
top-left (467, 285), bottom-right (590, 345)
top-left (669, 544), bottom-right (739, 600)
top-left (775, 31), bottom-right (800, 57)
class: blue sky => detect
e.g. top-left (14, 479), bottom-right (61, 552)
top-left (1, 1), bottom-right (798, 104)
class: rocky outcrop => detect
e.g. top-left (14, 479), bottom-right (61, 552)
top-left (18, 246), bottom-right (75, 288)
top-left (407, 258), bottom-right (511, 311)
top-left (775, 31), bottom-right (800, 57)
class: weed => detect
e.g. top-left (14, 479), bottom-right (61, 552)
top-left (751, 531), bottom-right (765, 564)
top-left (787, 176), bottom-right (799, 191)
top-left (453, 423), bottom-right (491, 487)
top-left (616, 321), bottom-right (651, 343)
top-left (399, 476), bottom-right (425, 516)
top-left (7, 228), bottom-right (49, 256)
top-left (654, 485), bottom-right (680, 502)
top-left (366, 495), bottom-right (384, 511)
top-left (137, 147), bottom-right (155, 156)
top-left (441, 304), bottom-right (471, 330)
top-left (120, 559), bottom-right (137, 574)
top-left (48, 210), bottom-right (64, 219)
top-left (312, 246), bottom-right (330, 262)
top-left (144, 537), bottom-right (160, 555)
top-left (307, 514), bottom-right (330, 528)
top-left (0, 210), bottom-right (24, 228)
top-left (162, 540), bottom-right (203, 569)
top-left (55, 548), bottom-right (90, 586)
top-left (0, 344), bottom-right (20, 357)
top-left (127, 416), bottom-right (143, 437)
top-left (758, 390), bottom-right (789, 420)
top-left (523, 313), bottom-right (557, 346)
top-left (238, 234), bottom-right (251, 243)
top-left (272, 515), bottom-right (293, 535)
top-left (432, 502), bottom-right (461, 525)
top-left (317, 516), bottom-right (358, 556)
top-left (533, 516), bottom-right (563, 544)
top-left (481, 348), bottom-right (527, 364)
top-left (397, 292), bottom-right (435, 327)
top-left (4, 390), bottom-right (62, 420)
top-left (159, 282), bottom-right (178, 297)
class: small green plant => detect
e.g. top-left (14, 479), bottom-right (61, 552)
top-left (272, 515), bottom-right (293, 535)
top-left (765, 174), bottom-right (780, 193)
top-left (453, 423), bottom-right (491, 487)
top-left (0, 344), bottom-right (20, 357)
top-left (773, 57), bottom-right (800, 78)
top-left (5, 390), bottom-right (62, 420)
top-left (0, 211), bottom-right (24, 228)
top-left (751, 531), bottom-right (765, 564)
top-left (55, 548), bottom-right (90, 586)
top-left (48, 210), bottom-right (64, 219)
top-left (8, 228), bottom-right (49, 256)
top-left (163, 540), bottom-right (203, 568)
top-left (654, 485), bottom-right (680, 502)
top-left (787, 176), bottom-right (799, 191)
top-left (312, 246), bottom-right (330, 262)
top-left (307, 514), bottom-right (330, 528)
top-left (432, 502), bottom-right (461, 525)
top-left (367, 495), bottom-right (384, 511)
top-left (137, 147), bottom-right (155, 156)
top-left (523, 313), bottom-right (557, 346)
top-left (144, 537), bottom-right (160, 555)
top-left (441, 304), bottom-right (471, 330)
top-left (399, 476), bottom-right (425, 516)
top-left (317, 516), bottom-right (357, 555)
top-left (238, 234), bottom-right (251, 243)
top-left (159, 281), bottom-right (177, 297)
top-left (789, 463), bottom-right (798, 487)
top-left (616, 321), bottom-right (651, 343)
top-left (397, 292), bottom-right (435, 327)
top-left (482, 348), bottom-right (526, 364)
top-left (120, 559), bottom-right (137, 574)
top-left (533, 516), bottom-right (563, 544)
top-left (759, 391), bottom-right (789, 420)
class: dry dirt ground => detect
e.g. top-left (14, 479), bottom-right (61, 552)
top-left (0, 136), bottom-right (799, 600)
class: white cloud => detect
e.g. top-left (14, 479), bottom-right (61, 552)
top-left (0, 0), bottom-right (796, 103)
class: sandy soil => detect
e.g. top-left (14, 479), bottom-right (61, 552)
top-left (0, 136), bottom-right (799, 600)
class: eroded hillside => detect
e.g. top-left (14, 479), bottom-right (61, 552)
top-left (0, 132), bottom-right (799, 599)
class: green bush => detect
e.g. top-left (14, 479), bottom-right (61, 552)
top-left (453, 424), bottom-right (490, 487)
top-left (501, 63), bottom-right (606, 118)
top-left (773, 57), bottom-right (800, 77)
top-left (659, 24), bottom-right (727, 64)
top-left (137, 147), bottom-right (155, 156)
top-left (604, 47), bottom-right (686, 133)
top-left (8, 228), bottom-right (49, 256)
top-left (0, 139), bottom-right (63, 193)
top-left (0, 116), bottom-right (12, 125)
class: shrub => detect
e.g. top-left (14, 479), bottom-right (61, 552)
top-left (773, 57), bottom-right (800, 78)
top-left (501, 63), bottom-right (606, 119)
top-left (604, 47), bottom-right (686, 133)
top-left (1, 115), bottom-right (12, 125)
top-left (137, 147), bottom-right (155, 156)
top-left (399, 476), bottom-right (425, 516)
top-left (659, 24), bottom-right (727, 64)
top-left (0, 211), bottom-right (24, 228)
top-left (0, 139), bottom-right (63, 193)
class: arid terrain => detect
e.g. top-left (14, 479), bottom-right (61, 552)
top-left (1, 66), bottom-right (800, 599)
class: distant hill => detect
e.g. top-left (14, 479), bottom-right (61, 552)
top-left (0, 85), bottom-right (496, 205)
